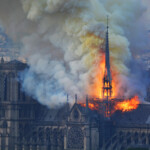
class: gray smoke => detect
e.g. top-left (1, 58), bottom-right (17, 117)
top-left (0, 0), bottom-right (149, 107)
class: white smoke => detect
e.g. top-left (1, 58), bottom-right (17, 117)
top-left (0, 0), bottom-right (149, 107)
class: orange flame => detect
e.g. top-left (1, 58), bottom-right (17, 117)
top-left (88, 53), bottom-right (117, 99)
top-left (80, 103), bottom-right (99, 111)
top-left (114, 96), bottom-right (140, 112)
top-left (89, 54), bottom-right (105, 98)
top-left (80, 96), bottom-right (140, 116)
top-left (82, 34), bottom-right (140, 116)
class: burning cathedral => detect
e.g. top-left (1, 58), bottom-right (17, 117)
top-left (0, 21), bottom-right (150, 150)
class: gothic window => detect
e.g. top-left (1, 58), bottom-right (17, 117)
top-left (19, 124), bottom-right (24, 142)
top-left (53, 128), bottom-right (58, 146)
top-left (1, 109), bottom-right (5, 117)
top-left (8, 72), bottom-right (16, 101)
top-left (67, 127), bottom-right (84, 149)
top-left (58, 129), bottom-right (64, 147)
top-left (148, 134), bottom-right (150, 144)
top-left (134, 132), bottom-right (138, 138)
top-left (0, 109), bottom-right (5, 118)
top-left (127, 137), bottom-right (131, 145)
top-left (141, 132), bottom-right (145, 138)
top-left (119, 131), bottom-right (123, 136)
top-left (142, 138), bottom-right (146, 145)
top-left (46, 128), bottom-right (50, 143)
top-left (24, 124), bottom-right (31, 139)
top-left (38, 127), bottom-right (44, 143)
top-left (4, 76), bottom-right (7, 101)
top-left (119, 136), bottom-right (124, 143)
top-left (134, 132), bottom-right (139, 144)
top-left (2, 121), bottom-right (7, 128)
top-left (0, 74), bottom-right (6, 101)
top-left (22, 92), bottom-right (26, 101)
top-left (32, 131), bottom-right (37, 143)
top-left (126, 132), bottom-right (131, 137)
top-left (73, 109), bottom-right (79, 120)
top-left (18, 82), bottom-right (21, 100)
top-left (112, 135), bottom-right (117, 143)
top-left (18, 82), bottom-right (26, 101)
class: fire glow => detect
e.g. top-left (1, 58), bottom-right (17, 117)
top-left (80, 34), bottom-right (140, 116)
top-left (88, 53), bottom-right (117, 99)
top-left (80, 20), bottom-right (141, 116)
top-left (84, 52), bottom-right (140, 115)
top-left (114, 96), bottom-right (140, 112)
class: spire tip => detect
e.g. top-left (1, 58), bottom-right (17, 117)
top-left (107, 15), bottom-right (109, 29)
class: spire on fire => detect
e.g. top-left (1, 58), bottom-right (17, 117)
top-left (103, 16), bottom-right (112, 99)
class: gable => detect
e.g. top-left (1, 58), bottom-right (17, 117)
top-left (68, 104), bottom-right (86, 123)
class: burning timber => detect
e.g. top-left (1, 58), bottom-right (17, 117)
top-left (80, 96), bottom-right (140, 117)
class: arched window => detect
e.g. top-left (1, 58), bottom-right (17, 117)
top-left (46, 128), bottom-right (50, 143)
top-left (4, 76), bottom-right (7, 101)
top-left (38, 127), bottom-right (44, 143)
top-left (18, 82), bottom-right (21, 101)
top-left (18, 82), bottom-right (26, 101)
top-left (0, 73), bottom-right (6, 101)
top-left (2, 121), bottom-right (7, 128)
top-left (32, 131), bottom-right (37, 143)
top-left (134, 132), bottom-right (139, 144)
top-left (8, 72), bottom-right (16, 101)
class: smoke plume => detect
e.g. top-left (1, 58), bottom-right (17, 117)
top-left (0, 0), bottom-right (149, 107)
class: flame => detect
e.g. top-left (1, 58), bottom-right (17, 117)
top-left (88, 52), bottom-right (117, 99)
top-left (79, 33), bottom-right (140, 116)
top-left (80, 103), bottom-right (99, 110)
top-left (82, 33), bottom-right (117, 99)
top-left (88, 54), bottom-right (105, 98)
top-left (80, 96), bottom-right (140, 116)
top-left (114, 96), bottom-right (140, 112)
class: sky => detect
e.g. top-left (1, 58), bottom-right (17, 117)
top-left (142, 0), bottom-right (150, 29)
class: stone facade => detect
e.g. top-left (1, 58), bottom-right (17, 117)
top-left (0, 59), bottom-right (150, 150)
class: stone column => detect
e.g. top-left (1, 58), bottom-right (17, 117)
top-left (50, 135), bottom-right (54, 150)
top-left (37, 145), bottom-right (40, 150)
top-left (5, 135), bottom-right (9, 150)
top-left (64, 128), bottom-right (67, 150)
top-left (84, 127), bottom-right (90, 150)
top-left (138, 133), bottom-right (142, 145)
top-left (0, 135), bottom-right (1, 150)
top-left (146, 135), bottom-right (149, 145)
top-left (131, 133), bottom-right (134, 145)
top-left (30, 145), bottom-right (32, 150)
top-left (22, 144), bottom-right (25, 150)
top-left (15, 144), bottom-right (18, 150)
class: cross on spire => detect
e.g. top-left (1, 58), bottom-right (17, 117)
top-left (107, 15), bottom-right (109, 30)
